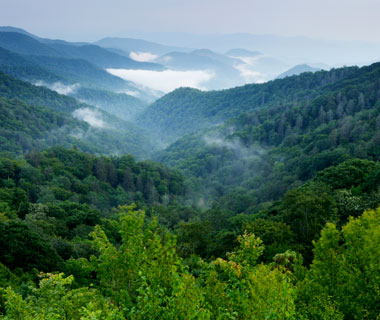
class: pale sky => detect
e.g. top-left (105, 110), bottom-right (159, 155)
top-left (1, 0), bottom-right (380, 43)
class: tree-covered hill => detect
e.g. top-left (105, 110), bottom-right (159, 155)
top-left (0, 43), bottom-right (142, 96)
top-left (0, 47), bottom-right (152, 117)
top-left (156, 62), bottom-right (380, 212)
top-left (136, 66), bottom-right (358, 144)
top-left (72, 87), bottom-right (147, 121)
top-left (0, 72), bottom-right (155, 158)
top-left (0, 32), bottom-right (60, 57)
top-left (1, 28), bottom-right (380, 319)
top-left (0, 46), bottom-right (62, 83)
top-left (0, 71), bottom-right (85, 113)
top-left (276, 64), bottom-right (321, 79)
top-left (0, 31), bottom-right (164, 71)
top-left (0, 147), bottom-right (185, 273)
top-left (25, 54), bottom-right (131, 92)
top-left (0, 96), bottom-right (90, 156)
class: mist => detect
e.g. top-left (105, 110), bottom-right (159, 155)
top-left (203, 132), bottom-right (265, 160)
top-left (72, 108), bottom-right (107, 128)
top-left (129, 51), bottom-right (158, 62)
top-left (107, 68), bottom-right (215, 93)
top-left (34, 81), bottom-right (80, 95)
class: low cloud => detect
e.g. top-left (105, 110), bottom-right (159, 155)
top-left (234, 63), bottom-right (266, 83)
top-left (123, 90), bottom-right (140, 97)
top-left (129, 51), bottom-right (158, 62)
top-left (34, 81), bottom-right (80, 95)
top-left (107, 68), bottom-right (214, 93)
top-left (72, 108), bottom-right (106, 128)
top-left (229, 55), bottom-right (267, 83)
top-left (203, 132), bottom-right (265, 160)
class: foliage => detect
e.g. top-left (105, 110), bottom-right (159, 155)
top-left (296, 207), bottom-right (380, 319)
top-left (0, 72), bottom-right (155, 158)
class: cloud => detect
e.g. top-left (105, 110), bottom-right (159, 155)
top-left (228, 55), bottom-right (267, 83)
top-left (123, 90), bottom-right (140, 97)
top-left (129, 51), bottom-right (158, 62)
top-left (203, 131), bottom-right (265, 160)
top-left (72, 108), bottom-right (106, 128)
top-left (107, 68), bottom-right (214, 93)
top-left (234, 63), bottom-right (266, 83)
top-left (34, 81), bottom-right (80, 95)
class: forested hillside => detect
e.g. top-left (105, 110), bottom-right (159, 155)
top-left (136, 66), bottom-right (358, 143)
top-left (0, 72), bottom-right (155, 158)
top-left (0, 45), bottom-right (153, 117)
top-left (1, 28), bottom-right (380, 319)
top-left (156, 62), bottom-right (380, 212)
top-left (0, 32), bottom-right (164, 71)
top-left (0, 147), bottom-right (184, 272)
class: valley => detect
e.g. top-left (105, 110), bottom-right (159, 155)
top-left (0, 24), bottom-right (380, 319)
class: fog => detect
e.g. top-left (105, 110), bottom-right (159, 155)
top-left (203, 131), bottom-right (265, 160)
top-left (107, 68), bottom-right (214, 93)
top-left (234, 63), bottom-right (265, 83)
top-left (34, 81), bottom-right (80, 95)
top-left (72, 108), bottom-right (107, 128)
top-left (129, 51), bottom-right (158, 62)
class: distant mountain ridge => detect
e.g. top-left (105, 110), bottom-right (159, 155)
top-left (154, 61), bottom-right (380, 212)
top-left (135, 66), bottom-right (358, 144)
top-left (0, 71), bottom-right (155, 158)
top-left (226, 48), bottom-right (262, 57)
top-left (0, 31), bottom-right (164, 71)
top-left (95, 37), bottom-right (192, 55)
top-left (276, 64), bottom-right (322, 79)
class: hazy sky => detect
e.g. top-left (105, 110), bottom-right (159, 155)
top-left (1, 0), bottom-right (380, 43)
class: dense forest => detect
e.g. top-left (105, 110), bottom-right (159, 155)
top-left (136, 66), bottom-right (358, 143)
top-left (0, 72), bottom-right (156, 158)
top-left (0, 29), bottom-right (380, 319)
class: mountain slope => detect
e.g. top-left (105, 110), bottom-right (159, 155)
top-left (276, 64), bottom-right (321, 79)
top-left (0, 32), bottom-right (60, 56)
top-left (0, 42), bottom-right (139, 92)
top-left (0, 72), bottom-right (155, 158)
top-left (155, 62), bottom-right (380, 211)
top-left (24, 54), bottom-right (132, 91)
top-left (0, 46), bottom-right (62, 82)
top-left (0, 95), bottom-right (89, 155)
top-left (0, 46), bottom-right (152, 120)
top-left (136, 66), bottom-right (358, 144)
top-left (95, 37), bottom-right (191, 55)
top-left (0, 31), bottom-right (164, 71)
top-left (46, 42), bottom-right (164, 70)
top-left (71, 87), bottom-right (147, 121)
top-left (156, 49), bottom-right (244, 89)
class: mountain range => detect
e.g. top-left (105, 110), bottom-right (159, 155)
top-left (1, 26), bottom-right (380, 318)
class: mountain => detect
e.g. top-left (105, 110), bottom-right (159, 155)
top-left (0, 46), bottom-right (62, 82)
top-left (0, 31), bottom-right (164, 71)
top-left (157, 49), bottom-right (243, 70)
top-left (155, 49), bottom-right (245, 90)
top-left (127, 32), bottom-right (380, 66)
top-left (136, 67), bottom-right (358, 144)
top-left (0, 45), bottom-right (154, 120)
top-left (226, 48), bottom-right (262, 57)
top-left (0, 26), bottom-right (42, 39)
top-left (25, 54), bottom-right (135, 92)
top-left (95, 37), bottom-right (192, 56)
top-left (0, 26), bottom-right (87, 45)
top-left (2, 28), bottom-right (380, 320)
top-left (71, 87), bottom-right (147, 121)
top-left (276, 64), bottom-right (322, 79)
top-left (154, 62), bottom-right (380, 212)
top-left (45, 42), bottom-right (164, 70)
top-left (0, 31), bottom-right (167, 100)
top-left (0, 72), bottom-right (155, 158)
top-left (0, 32), bottom-right (61, 57)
